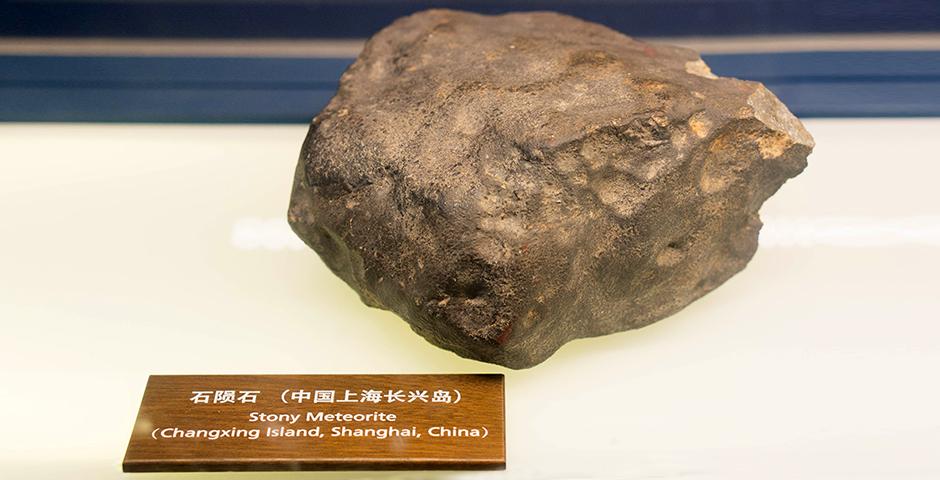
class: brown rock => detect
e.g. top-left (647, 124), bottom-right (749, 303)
top-left (288, 9), bottom-right (813, 368)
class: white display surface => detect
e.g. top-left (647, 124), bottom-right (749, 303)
top-left (1, 119), bottom-right (938, 479)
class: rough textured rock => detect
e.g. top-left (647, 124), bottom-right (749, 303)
top-left (288, 9), bottom-right (813, 368)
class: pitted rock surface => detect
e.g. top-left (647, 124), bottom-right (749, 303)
top-left (288, 9), bottom-right (813, 368)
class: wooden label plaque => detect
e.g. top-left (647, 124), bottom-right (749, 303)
top-left (123, 374), bottom-right (505, 472)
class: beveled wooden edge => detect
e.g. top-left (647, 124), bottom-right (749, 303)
top-left (141, 373), bottom-right (505, 381)
top-left (123, 457), bottom-right (506, 472)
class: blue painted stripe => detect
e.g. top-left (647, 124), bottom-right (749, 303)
top-left (705, 51), bottom-right (940, 79)
top-left (2, 51), bottom-right (939, 122)
top-left (3, 1), bottom-right (939, 38)
top-left (0, 56), bottom-right (354, 84)
top-left (762, 81), bottom-right (940, 117)
top-left (0, 86), bottom-right (332, 123)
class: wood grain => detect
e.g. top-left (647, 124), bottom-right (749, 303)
top-left (123, 374), bottom-right (505, 472)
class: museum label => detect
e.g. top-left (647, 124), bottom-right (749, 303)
top-left (123, 374), bottom-right (505, 471)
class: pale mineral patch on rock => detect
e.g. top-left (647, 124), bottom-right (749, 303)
top-left (685, 59), bottom-right (718, 79)
top-left (688, 111), bottom-right (713, 138)
top-left (288, 9), bottom-right (813, 368)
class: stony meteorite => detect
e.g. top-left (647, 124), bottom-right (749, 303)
top-left (288, 9), bottom-right (813, 368)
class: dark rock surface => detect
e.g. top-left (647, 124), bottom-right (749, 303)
top-left (288, 9), bottom-right (813, 368)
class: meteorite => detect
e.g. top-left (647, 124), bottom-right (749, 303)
top-left (288, 9), bottom-right (813, 368)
